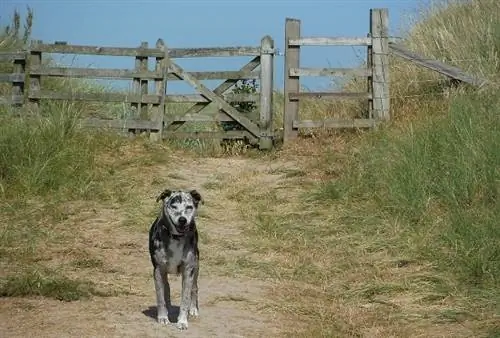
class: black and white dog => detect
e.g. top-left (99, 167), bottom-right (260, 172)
top-left (148, 188), bottom-right (202, 331)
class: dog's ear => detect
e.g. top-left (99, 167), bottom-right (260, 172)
top-left (156, 189), bottom-right (173, 203)
top-left (189, 189), bottom-right (203, 207)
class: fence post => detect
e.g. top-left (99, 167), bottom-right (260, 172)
top-left (259, 35), bottom-right (274, 150)
top-left (28, 39), bottom-right (42, 113)
top-left (284, 18), bottom-right (301, 144)
top-left (11, 52), bottom-right (26, 107)
top-left (131, 41), bottom-right (149, 133)
top-left (370, 8), bottom-right (390, 121)
top-left (150, 39), bottom-right (167, 142)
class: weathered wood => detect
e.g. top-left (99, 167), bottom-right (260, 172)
top-left (163, 130), bottom-right (254, 140)
top-left (288, 37), bottom-right (372, 46)
top-left (150, 39), bottom-right (167, 142)
top-left (168, 61), bottom-right (261, 138)
top-left (29, 66), bottom-right (260, 81)
top-left (0, 52), bottom-right (25, 61)
top-left (168, 46), bottom-right (261, 58)
top-left (165, 56), bottom-right (261, 131)
top-left (389, 43), bottom-right (487, 87)
top-left (284, 18), bottom-right (301, 143)
top-left (259, 35), bottom-right (275, 150)
top-left (370, 8), bottom-right (390, 121)
top-left (293, 119), bottom-right (376, 129)
top-left (289, 67), bottom-right (370, 77)
top-left (165, 93), bottom-right (259, 103)
top-left (11, 56), bottom-right (25, 107)
top-left (165, 112), bottom-right (235, 122)
top-left (367, 33), bottom-right (374, 119)
top-left (80, 118), bottom-right (160, 130)
top-left (29, 90), bottom-right (161, 104)
top-left (30, 43), bottom-right (165, 57)
top-left (289, 92), bottom-right (372, 100)
top-left (0, 73), bottom-right (25, 82)
top-left (28, 40), bottom-right (42, 112)
top-left (30, 43), bottom-right (261, 58)
top-left (0, 96), bottom-right (23, 105)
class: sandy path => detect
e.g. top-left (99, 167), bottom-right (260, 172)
top-left (0, 155), bottom-right (291, 338)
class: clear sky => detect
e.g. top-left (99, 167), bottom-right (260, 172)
top-left (1, 0), bottom-right (426, 93)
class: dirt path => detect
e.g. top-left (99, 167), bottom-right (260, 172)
top-left (0, 154), bottom-right (293, 338)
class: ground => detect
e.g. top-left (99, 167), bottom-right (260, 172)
top-left (0, 150), bottom-right (292, 338)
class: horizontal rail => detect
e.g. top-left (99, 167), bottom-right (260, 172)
top-left (165, 112), bottom-right (236, 122)
top-left (29, 66), bottom-right (259, 81)
top-left (0, 73), bottom-right (25, 82)
top-left (293, 119), bottom-right (376, 129)
top-left (81, 118), bottom-right (160, 130)
top-left (289, 67), bottom-right (370, 77)
top-left (288, 92), bottom-right (372, 100)
top-left (288, 37), bottom-right (372, 46)
top-left (30, 43), bottom-right (262, 58)
top-left (27, 91), bottom-right (259, 104)
top-left (0, 95), bottom-right (24, 105)
top-left (29, 91), bottom-right (162, 104)
top-left (163, 130), bottom-right (254, 140)
top-left (0, 52), bottom-right (25, 61)
top-left (165, 93), bottom-right (259, 103)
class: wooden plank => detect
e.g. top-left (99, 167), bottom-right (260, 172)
top-left (289, 67), bottom-right (370, 77)
top-left (29, 66), bottom-right (260, 81)
top-left (0, 52), bottom-right (25, 61)
top-left (163, 130), bottom-right (253, 140)
top-left (165, 56), bottom-right (261, 131)
top-left (30, 43), bottom-right (261, 58)
top-left (31, 43), bottom-right (164, 57)
top-left (28, 40), bottom-right (42, 112)
top-left (0, 95), bottom-right (25, 105)
top-left (259, 35), bottom-right (275, 150)
top-left (389, 43), bottom-right (487, 87)
top-left (80, 118), bottom-right (160, 130)
top-left (0, 73), bottom-right (25, 82)
top-left (284, 18), bottom-right (301, 143)
top-left (293, 119), bottom-right (376, 129)
top-left (150, 38), bottom-right (167, 142)
top-left (168, 61), bottom-right (261, 138)
top-left (289, 92), bottom-right (372, 100)
top-left (166, 93), bottom-right (259, 103)
top-left (138, 42), bottom-right (149, 120)
top-left (371, 8), bottom-right (390, 121)
top-left (165, 112), bottom-right (235, 122)
top-left (168, 46), bottom-right (261, 58)
top-left (29, 90), bottom-right (161, 104)
top-left (288, 37), bottom-right (372, 46)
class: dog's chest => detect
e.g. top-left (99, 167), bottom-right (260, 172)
top-left (154, 238), bottom-right (185, 274)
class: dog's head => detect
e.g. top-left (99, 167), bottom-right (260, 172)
top-left (156, 189), bottom-right (203, 235)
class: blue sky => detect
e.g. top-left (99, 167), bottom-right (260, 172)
top-left (1, 0), bottom-right (426, 94)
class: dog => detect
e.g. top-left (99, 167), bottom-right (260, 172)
top-left (148, 188), bottom-right (202, 331)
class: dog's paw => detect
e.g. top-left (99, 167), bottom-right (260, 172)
top-left (189, 307), bottom-right (199, 318)
top-left (157, 315), bottom-right (170, 325)
top-left (176, 320), bottom-right (188, 330)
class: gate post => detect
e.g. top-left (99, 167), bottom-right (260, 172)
top-left (370, 8), bottom-right (390, 121)
top-left (150, 38), bottom-right (167, 142)
top-left (259, 35), bottom-right (274, 150)
top-left (284, 18), bottom-right (301, 144)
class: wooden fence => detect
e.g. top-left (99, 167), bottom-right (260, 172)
top-left (283, 8), bottom-right (390, 143)
top-left (0, 37), bottom-right (275, 149)
top-left (1, 7), bottom-right (487, 149)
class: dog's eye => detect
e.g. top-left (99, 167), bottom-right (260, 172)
top-left (186, 206), bottom-right (194, 211)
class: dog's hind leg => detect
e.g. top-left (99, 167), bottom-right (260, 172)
top-left (153, 266), bottom-right (170, 325)
top-left (189, 264), bottom-right (199, 318)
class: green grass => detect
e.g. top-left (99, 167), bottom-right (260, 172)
top-left (0, 268), bottom-right (111, 302)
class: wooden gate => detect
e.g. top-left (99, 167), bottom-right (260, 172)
top-left (283, 8), bottom-right (390, 143)
top-left (24, 37), bottom-right (275, 149)
top-left (159, 36), bottom-right (275, 149)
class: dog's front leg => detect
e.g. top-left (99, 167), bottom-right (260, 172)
top-left (153, 266), bottom-right (170, 325)
top-left (189, 262), bottom-right (199, 318)
top-left (177, 263), bottom-right (194, 330)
